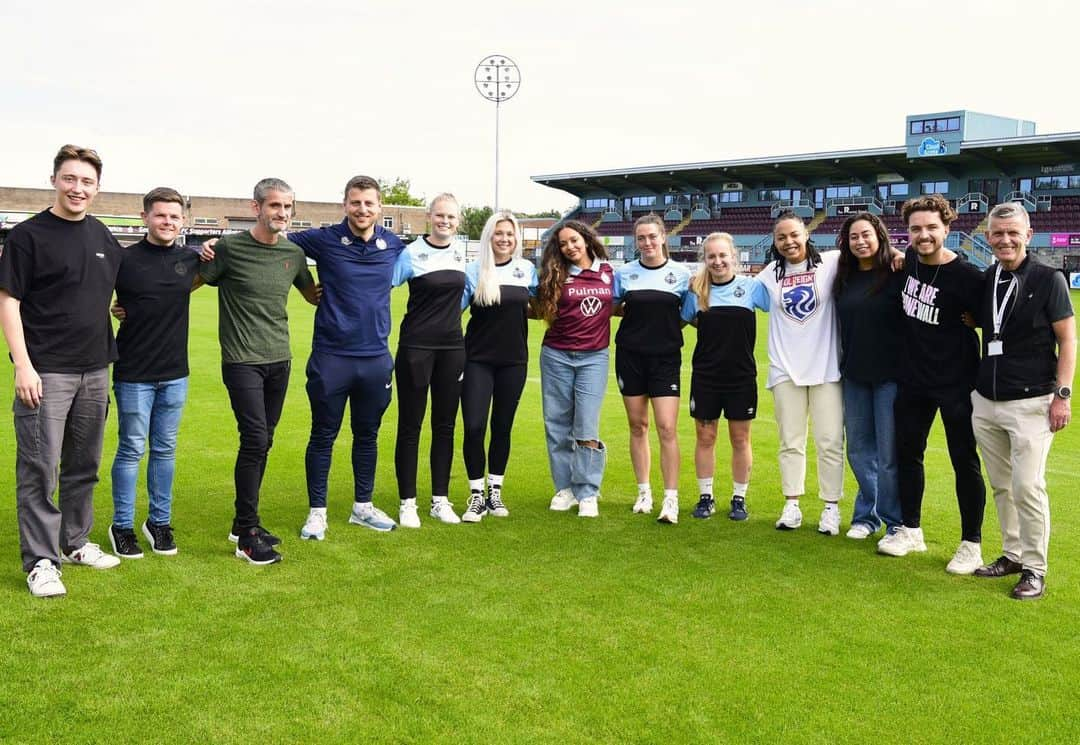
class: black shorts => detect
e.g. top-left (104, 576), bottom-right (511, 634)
top-left (689, 376), bottom-right (757, 421)
top-left (615, 348), bottom-right (681, 398)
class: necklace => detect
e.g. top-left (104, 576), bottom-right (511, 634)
top-left (914, 259), bottom-right (942, 286)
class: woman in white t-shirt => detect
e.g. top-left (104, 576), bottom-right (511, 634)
top-left (755, 211), bottom-right (844, 536)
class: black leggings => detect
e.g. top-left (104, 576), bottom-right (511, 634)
top-left (394, 346), bottom-right (465, 500)
top-left (895, 383), bottom-right (986, 542)
top-left (461, 361), bottom-right (528, 480)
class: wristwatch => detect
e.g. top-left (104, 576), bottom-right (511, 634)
top-left (1055, 385), bottom-right (1072, 400)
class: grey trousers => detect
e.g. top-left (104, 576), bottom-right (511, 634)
top-left (14, 368), bottom-right (109, 572)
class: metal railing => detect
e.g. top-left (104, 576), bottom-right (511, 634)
top-left (1004, 191), bottom-right (1037, 212)
top-left (770, 198), bottom-right (812, 218)
top-left (956, 192), bottom-right (989, 214)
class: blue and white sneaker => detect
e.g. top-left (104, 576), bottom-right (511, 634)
top-left (300, 508), bottom-right (327, 541)
top-left (692, 495), bottom-right (716, 519)
top-left (349, 502), bottom-right (397, 532)
top-left (728, 497), bottom-right (749, 522)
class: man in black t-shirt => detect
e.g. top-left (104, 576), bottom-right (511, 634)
top-left (970, 203), bottom-right (1075, 600)
top-left (107, 188), bottom-right (201, 561)
top-left (877, 194), bottom-right (987, 576)
top-left (0, 145), bottom-right (123, 598)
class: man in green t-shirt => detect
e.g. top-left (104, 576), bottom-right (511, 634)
top-left (200, 178), bottom-right (318, 565)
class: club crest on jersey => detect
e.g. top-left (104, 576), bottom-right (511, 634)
top-left (174, 261), bottom-right (188, 276)
top-left (628, 272), bottom-right (639, 281)
top-left (512, 267), bottom-right (525, 279)
top-left (780, 273), bottom-right (817, 323)
top-left (376, 238), bottom-right (387, 250)
top-left (665, 272), bottom-right (677, 285)
top-left (417, 252), bottom-right (428, 262)
top-left (580, 296), bottom-right (602, 317)
top-left (734, 286), bottom-right (745, 298)
top-left (340, 236), bottom-right (353, 246)
top-left (600, 272), bottom-right (611, 284)
top-left (454, 250), bottom-right (463, 262)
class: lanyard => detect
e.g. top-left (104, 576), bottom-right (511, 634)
top-left (991, 262), bottom-right (1017, 340)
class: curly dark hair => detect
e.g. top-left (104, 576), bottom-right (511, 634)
top-left (769, 210), bottom-right (821, 283)
top-left (535, 220), bottom-right (609, 324)
top-left (901, 193), bottom-right (956, 226)
top-left (833, 212), bottom-right (893, 297)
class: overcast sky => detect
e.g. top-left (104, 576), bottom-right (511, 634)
top-left (3, 0), bottom-right (1077, 214)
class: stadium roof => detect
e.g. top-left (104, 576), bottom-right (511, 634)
top-left (532, 131), bottom-right (1080, 197)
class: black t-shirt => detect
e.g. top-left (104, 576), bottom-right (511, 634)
top-left (836, 269), bottom-right (905, 385)
top-left (114, 238), bottom-right (201, 382)
top-left (464, 259), bottom-right (535, 366)
top-left (976, 257), bottom-right (1074, 400)
top-left (899, 250), bottom-right (983, 389)
top-left (394, 237), bottom-right (466, 350)
top-left (0, 209), bottom-right (121, 373)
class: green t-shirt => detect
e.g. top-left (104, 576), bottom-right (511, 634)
top-left (199, 230), bottom-right (315, 364)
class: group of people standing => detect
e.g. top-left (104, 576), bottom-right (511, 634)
top-left (1, 145), bottom-right (1073, 604)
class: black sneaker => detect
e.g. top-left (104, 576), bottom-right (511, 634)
top-left (486, 486), bottom-right (509, 517)
top-left (235, 528), bottom-right (282, 565)
top-left (228, 525), bottom-right (281, 546)
top-left (462, 490), bottom-right (487, 523)
top-left (109, 524), bottom-right (144, 559)
top-left (692, 495), bottom-right (715, 519)
top-left (729, 496), bottom-right (749, 522)
top-left (142, 521), bottom-right (178, 556)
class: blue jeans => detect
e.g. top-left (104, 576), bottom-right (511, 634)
top-left (842, 379), bottom-right (901, 531)
top-left (540, 346), bottom-right (609, 500)
top-left (111, 377), bottom-right (189, 528)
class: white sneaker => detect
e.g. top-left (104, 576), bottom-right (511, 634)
top-left (846, 523), bottom-right (874, 540)
top-left (657, 496), bottom-right (679, 524)
top-left (62, 542), bottom-right (121, 569)
top-left (300, 508), bottom-right (327, 541)
top-left (430, 498), bottom-right (461, 524)
top-left (27, 559), bottom-right (66, 598)
top-left (632, 494), bottom-right (653, 514)
top-left (399, 498), bottom-right (421, 529)
top-left (462, 490), bottom-right (486, 524)
top-left (349, 503), bottom-right (397, 532)
top-left (817, 506), bottom-right (840, 536)
top-left (578, 496), bottom-right (599, 518)
top-left (549, 488), bottom-right (576, 511)
top-left (775, 501), bottom-right (802, 530)
top-left (877, 526), bottom-right (927, 556)
top-left (946, 540), bottom-right (983, 575)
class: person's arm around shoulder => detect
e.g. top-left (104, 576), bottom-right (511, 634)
top-left (199, 236), bottom-right (227, 285)
top-left (292, 251), bottom-right (319, 306)
top-left (0, 290), bottom-right (41, 407)
top-left (1048, 272), bottom-right (1075, 432)
top-left (752, 275), bottom-right (771, 312)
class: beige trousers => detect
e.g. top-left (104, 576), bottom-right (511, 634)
top-left (771, 380), bottom-right (844, 501)
top-left (971, 391), bottom-right (1054, 574)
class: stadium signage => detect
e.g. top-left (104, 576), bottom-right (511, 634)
top-left (1041, 164), bottom-right (1076, 174)
top-left (1050, 233), bottom-right (1080, 248)
top-left (916, 137), bottom-right (948, 157)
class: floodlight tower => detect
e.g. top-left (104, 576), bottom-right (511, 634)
top-left (474, 55), bottom-right (520, 211)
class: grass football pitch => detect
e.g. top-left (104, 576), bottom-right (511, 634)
top-left (0, 286), bottom-right (1078, 744)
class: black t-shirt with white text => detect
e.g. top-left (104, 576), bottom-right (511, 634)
top-left (899, 250), bottom-right (983, 389)
top-left (0, 209), bottom-right (121, 373)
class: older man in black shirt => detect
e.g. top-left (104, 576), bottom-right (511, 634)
top-left (971, 202), bottom-right (1075, 600)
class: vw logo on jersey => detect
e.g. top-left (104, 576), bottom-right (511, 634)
top-left (665, 272), bottom-right (676, 285)
top-left (512, 267), bottom-right (525, 279)
top-left (417, 252), bottom-right (428, 262)
top-left (780, 273), bottom-right (818, 323)
top-left (600, 272), bottom-right (611, 284)
top-left (733, 286), bottom-right (745, 298)
top-left (340, 236), bottom-right (353, 246)
top-left (376, 238), bottom-right (387, 250)
top-left (580, 296), bottom-right (602, 317)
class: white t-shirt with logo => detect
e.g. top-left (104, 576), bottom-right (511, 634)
top-left (756, 251), bottom-right (841, 388)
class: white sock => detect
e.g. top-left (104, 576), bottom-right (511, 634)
top-left (468, 478), bottom-right (484, 492)
top-left (824, 501), bottom-right (839, 512)
top-left (697, 477), bottom-right (713, 496)
top-left (733, 481), bottom-right (748, 498)
top-left (488, 474), bottom-right (504, 489)
top-left (432, 495), bottom-right (448, 505)
top-left (311, 507), bottom-right (327, 515)
top-left (637, 483), bottom-right (651, 498)
top-left (786, 497), bottom-right (800, 506)
top-left (664, 488), bottom-right (678, 500)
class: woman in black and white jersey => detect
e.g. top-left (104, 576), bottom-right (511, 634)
top-left (459, 211), bottom-right (538, 522)
top-left (391, 193), bottom-right (468, 528)
top-left (613, 214), bottom-right (691, 524)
